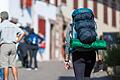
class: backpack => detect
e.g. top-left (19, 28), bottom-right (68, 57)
top-left (27, 33), bottom-right (39, 45)
top-left (71, 8), bottom-right (97, 44)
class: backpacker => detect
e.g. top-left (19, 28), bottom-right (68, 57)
top-left (71, 8), bottom-right (97, 44)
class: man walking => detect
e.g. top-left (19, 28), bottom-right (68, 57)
top-left (0, 11), bottom-right (25, 80)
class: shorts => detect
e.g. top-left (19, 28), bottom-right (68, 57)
top-left (0, 43), bottom-right (17, 68)
top-left (38, 48), bottom-right (45, 54)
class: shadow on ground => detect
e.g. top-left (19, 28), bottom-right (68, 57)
top-left (58, 76), bottom-right (75, 80)
top-left (58, 76), bottom-right (111, 80)
top-left (92, 76), bottom-right (112, 80)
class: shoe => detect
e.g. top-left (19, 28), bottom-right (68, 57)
top-left (34, 68), bottom-right (38, 70)
top-left (26, 68), bottom-right (32, 71)
top-left (99, 69), bottom-right (103, 72)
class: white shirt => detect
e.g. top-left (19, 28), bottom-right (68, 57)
top-left (0, 20), bottom-right (24, 44)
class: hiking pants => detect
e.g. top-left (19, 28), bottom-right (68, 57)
top-left (72, 50), bottom-right (96, 80)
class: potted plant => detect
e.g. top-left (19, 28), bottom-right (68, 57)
top-left (104, 45), bottom-right (120, 79)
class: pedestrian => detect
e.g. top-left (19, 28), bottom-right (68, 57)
top-left (64, 8), bottom-right (97, 80)
top-left (38, 41), bottom-right (45, 62)
top-left (93, 35), bottom-right (107, 72)
top-left (0, 11), bottom-right (25, 80)
top-left (38, 33), bottom-right (45, 62)
top-left (17, 26), bottom-right (29, 68)
top-left (26, 28), bottom-right (44, 70)
top-left (61, 26), bottom-right (66, 60)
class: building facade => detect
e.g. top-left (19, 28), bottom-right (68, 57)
top-left (54, 0), bottom-right (120, 60)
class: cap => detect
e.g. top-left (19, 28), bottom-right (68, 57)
top-left (0, 11), bottom-right (9, 20)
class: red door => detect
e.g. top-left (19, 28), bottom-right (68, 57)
top-left (38, 18), bottom-right (46, 36)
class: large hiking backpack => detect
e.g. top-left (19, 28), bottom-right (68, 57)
top-left (68, 8), bottom-right (107, 50)
top-left (71, 8), bottom-right (97, 44)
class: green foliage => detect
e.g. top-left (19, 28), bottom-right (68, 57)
top-left (105, 45), bottom-right (120, 66)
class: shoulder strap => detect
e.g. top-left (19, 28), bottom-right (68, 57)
top-left (70, 23), bottom-right (73, 39)
top-left (70, 23), bottom-right (77, 39)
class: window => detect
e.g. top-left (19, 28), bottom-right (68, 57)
top-left (93, 0), bottom-right (97, 18)
top-left (20, 0), bottom-right (32, 9)
top-left (111, 0), bottom-right (116, 27)
top-left (73, 0), bottom-right (78, 9)
top-left (84, 0), bottom-right (88, 8)
top-left (112, 9), bottom-right (116, 27)
top-left (61, 0), bottom-right (66, 4)
top-left (103, 0), bottom-right (108, 24)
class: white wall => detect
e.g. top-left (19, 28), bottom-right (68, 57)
top-left (0, 0), bottom-right (9, 16)
top-left (8, 0), bottom-right (32, 26)
top-left (35, 1), bottom-right (56, 20)
top-left (60, 0), bottom-right (73, 20)
top-left (9, 0), bottom-right (21, 19)
top-left (33, 1), bottom-right (57, 60)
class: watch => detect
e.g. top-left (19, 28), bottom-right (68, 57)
top-left (13, 41), bottom-right (17, 44)
top-left (64, 60), bottom-right (69, 62)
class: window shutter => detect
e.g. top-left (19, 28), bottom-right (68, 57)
top-left (62, 0), bottom-right (66, 4)
top-left (93, 0), bottom-right (97, 18)
top-left (26, 0), bottom-right (32, 8)
top-left (38, 18), bottom-right (46, 35)
top-left (112, 9), bottom-right (116, 27)
top-left (103, 1), bottom-right (108, 24)
top-left (84, 0), bottom-right (88, 8)
top-left (73, 0), bottom-right (78, 9)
